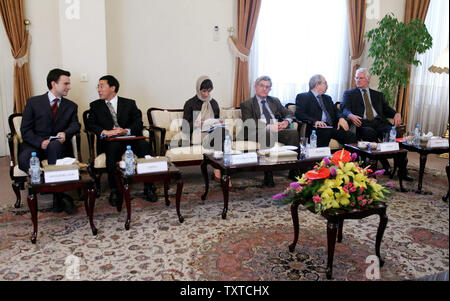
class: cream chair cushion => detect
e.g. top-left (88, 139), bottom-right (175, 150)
top-left (165, 145), bottom-right (207, 162)
top-left (14, 165), bottom-right (27, 177)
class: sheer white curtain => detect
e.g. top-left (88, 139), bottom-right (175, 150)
top-left (0, 23), bottom-right (15, 157)
top-left (249, 0), bottom-right (350, 105)
top-left (408, 0), bottom-right (449, 136)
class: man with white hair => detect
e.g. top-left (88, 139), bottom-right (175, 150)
top-left (341, 68), bottom-right (407, 176)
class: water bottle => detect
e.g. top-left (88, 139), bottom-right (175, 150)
top-left (310, 130), bottom-right (317, 149)
top-left (414, 124), bottom-right (421, 146)
top-left (124, 145), bottom-right (135, 175)
top-left (29, 152), bottom-right (41, 184)
top-left (223, 135), bottom-right (232, 166)
top-left (389, 126), bottom-right (397, 142)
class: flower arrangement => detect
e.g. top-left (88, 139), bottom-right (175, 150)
top-left (273, 150), bottom-right (393, 215)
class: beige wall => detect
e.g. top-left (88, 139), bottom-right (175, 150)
top-left (105, 0), bottom-right (236, 113)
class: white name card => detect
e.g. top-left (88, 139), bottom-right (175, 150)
top-left (137, 161), bottom-right (168, 174)
top-left (306, 147), bottom-right (331, 158)
top-left (377, 142), bottom-right (399, 152)
top-left (44, 169), bottom-right (79, 183)
top-left (427, 139), bottom-right (449, 149)
top-left (230, 152), bottom-right (258, 165)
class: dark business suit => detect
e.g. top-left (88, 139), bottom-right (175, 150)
top-left (86, 97), bottom-right (150, 188)
top-left (19, 93), bottom-right (81, 172)
top-left (341, 88), bottom-right (396, 142)
top-left (239, 96), bottom-right (298, 148)
top-left (295, 91), bottom-right (356, 147)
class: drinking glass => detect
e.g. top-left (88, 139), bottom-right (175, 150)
top-left (299, 137), bottom-right (308, 158)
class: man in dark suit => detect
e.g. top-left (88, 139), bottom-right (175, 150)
top-left (341, 68), bottom-right (409, 177)
top-left (86, 75), bottom-right (157, 206)
top-left (19, 68), bottom-right (81, 214)
top-left (239, 76), bottom-right (299, 185)
top-left (296, 74), bottom-right (357, 147)
top-left (341, 68), bottom-right (401, 142)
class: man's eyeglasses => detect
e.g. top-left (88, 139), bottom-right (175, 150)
top-left (257, 84), bottom-right (272, 89)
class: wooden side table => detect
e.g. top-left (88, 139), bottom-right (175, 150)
top-left (344, 144), bottom-right (408, 192)
top-left (26, 172), bottom-right (97, 244)
top-left (399, 142), bottom-right (449, 194)
top-left (289, 200), bottom-right (388, 280)
top-left (201, 154), bottom-right (322, 219)
top-left (115, 164), bottom-right (184, 230)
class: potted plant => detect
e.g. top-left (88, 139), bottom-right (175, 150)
top-left (365, 14), bottom-right (433, 105)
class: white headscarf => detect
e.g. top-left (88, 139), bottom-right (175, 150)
top-left (196, 75), bottom-right (215, 122)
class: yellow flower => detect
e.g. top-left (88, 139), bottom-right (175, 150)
top-left (335, 188), bottom-right (351, 206)
top-left (353, 172), bottom-right (368, 189)
top-left (336, 162), bottom-right (355, 184)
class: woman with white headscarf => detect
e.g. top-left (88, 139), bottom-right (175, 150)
top-left (183, 76), bottom-right (229, 185)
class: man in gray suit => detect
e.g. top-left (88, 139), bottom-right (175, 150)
top-left (239, 76), bottom-right (299, 185)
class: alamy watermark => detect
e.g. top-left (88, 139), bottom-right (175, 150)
top-left (365, 255), bottom-right (381, 280)
top-left (65, 255), bottom-right (81, 280)
top-left (65, 0), bottom-right (80, 20)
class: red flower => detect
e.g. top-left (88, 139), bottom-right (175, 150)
top-left (305, 168), bottom-right (331, 180)
top-left (331, 149), bottom-right (351, 165)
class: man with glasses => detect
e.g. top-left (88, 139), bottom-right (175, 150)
top-left (86, 75), bottom-right (157, 206)
top-left (240, 76), bottom-right (299, 185)
top-left (296, 74), bottom-right (356, 147)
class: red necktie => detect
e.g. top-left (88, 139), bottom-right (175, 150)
top-left (51, 99), bottom-right (59, 119)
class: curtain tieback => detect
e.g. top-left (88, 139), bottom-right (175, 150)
top-left (14, 33), bottom-right (32, 68)
top-left (228, 36), bottom-right (250, 62)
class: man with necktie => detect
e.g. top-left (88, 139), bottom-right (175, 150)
top-left (19, 68), bottom-right (81, 214)
top-left (239, 76), bottom-right (299, 185)
top-left (86, 75), bottom-right (157, 206)
top-left (341, 68), bottom-right (411, 178)
top-left (295, 74), bottom-right (357, 147)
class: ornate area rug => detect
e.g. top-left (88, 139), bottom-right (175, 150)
top-left (0, 168), bottom-right (448, 281)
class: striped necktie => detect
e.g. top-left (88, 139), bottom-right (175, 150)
top-left (317, 95), bottom-right (333, 126)
top-left (362, 89), bottom-right (374, 120)
top-left (106, 101), bottom-right (119, 127)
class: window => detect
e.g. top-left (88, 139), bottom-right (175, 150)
top-left (250, 0), bottom-right (350, 104)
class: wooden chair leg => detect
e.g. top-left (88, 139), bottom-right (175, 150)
top-left (12, 182), bottom-right (21, 208)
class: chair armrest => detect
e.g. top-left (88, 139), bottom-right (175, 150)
top-left (84, 129), bottom-right (98, 166)
top-left (71, 133), bottom-right (82, 162)
top-left (148, 124), bottom-right (167, 156)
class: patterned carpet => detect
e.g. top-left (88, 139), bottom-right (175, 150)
top-left (0, 167), bottom-right (448, 281)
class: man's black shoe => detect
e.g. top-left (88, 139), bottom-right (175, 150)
top-left (109, 189), bottom-right (118, 207)
top-left (264, 172), bottom-right (275, 187)
top-left (51, 193), bottom-right (64, 213)
top-left (403, 174), bottom-right (414, 182)
top-left (144, 184), bottom-right (158, 202)
top-left (61, 193), bottom-right (75, 215)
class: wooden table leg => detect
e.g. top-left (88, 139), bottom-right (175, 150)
top-left (326, 221), bottom-right (338, 280)
top-left (288, 202), bottom-right (300, 252)
top-left (337, 220), bottom-right (344, 243)
top-left (443, 163), bottom-right (449, 202)
top-left (201, 159), bottom-right (209, 201)
top-left (375, 208), bottom-right (388, 267)
top-left (124, 183), bottom-right (131, 230)
top-left (87, 187), bottom-right (98, 236)
top-left (164, 180), bottom-right (170, 207)
top-left (221, 174), bottom-right (230, 219)
top-left (417, 153), bottom-right (427, 193)
top-left (27, 192), bottom-right (38, 244)
top-left (396, 153), bottom-right (407, 192)
top-left (176, 179), bottom-right (184, 223)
